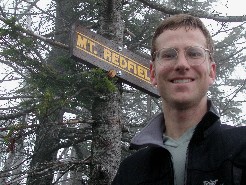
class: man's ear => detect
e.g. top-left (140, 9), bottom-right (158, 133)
top-left (150, 61), bottom-right (157, 86)
top-left (208, 62), bottom-right (216, 86)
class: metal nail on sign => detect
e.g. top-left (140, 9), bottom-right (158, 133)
top-left (70, 23), bottom-right (160, 98)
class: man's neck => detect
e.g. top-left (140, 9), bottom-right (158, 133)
top-left (163, 98), bottom-right (208, 140)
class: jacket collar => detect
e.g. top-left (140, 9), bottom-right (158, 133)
top-left (130, 100), bottom-right (220, 150)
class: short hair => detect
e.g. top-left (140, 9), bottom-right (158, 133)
top-left (151, 14), bottom-right (214, 62)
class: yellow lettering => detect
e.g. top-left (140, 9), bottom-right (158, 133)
top-left (128, 60), bottom-right (137, 74)
top-left (119, 56), bottom-right (127, 69)
top-left (137, 65), bottom-right (145, 79)
top-left (112, 52), bottom-right (119, 65)
top-left (104, 48), bottom-right (112, 61)
top-left (87, 40), bottom-right (97, 55)
top-left (77, 34), bottom-right (87, 49)
top-left (144, 68), bottom-right (150, 81)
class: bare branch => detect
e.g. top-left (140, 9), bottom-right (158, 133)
top-left (0, 95), bottom-right (34, 100)
top-left (221, 79), bottom-right (246, 115)
top-left (0, 16), bottom-right (69, 50)
top-left (0, 108), bottom-right (34, 120)
top-left (0, 119), bottom-right (94, 132)
top-left (137, 0), bottom-right (246, 22)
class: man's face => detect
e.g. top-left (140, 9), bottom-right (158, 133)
top-left (150, 27), bottom-right (216, 108)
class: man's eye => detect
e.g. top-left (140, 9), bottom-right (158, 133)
top-left (187, 49), bottom-right (203, 58)
top-left (160, 51), bottom-right (176, 60)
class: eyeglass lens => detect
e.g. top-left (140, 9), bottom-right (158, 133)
top-left (156, 47), bottom-right (206, 65)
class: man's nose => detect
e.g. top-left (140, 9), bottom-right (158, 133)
top-left (174, 51), bottom-right (190, 71)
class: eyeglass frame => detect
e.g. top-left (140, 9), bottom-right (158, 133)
top-left (153, 46), bottom-right (211, 66)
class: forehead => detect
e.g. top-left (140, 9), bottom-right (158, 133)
top-left (155, 27), bottom-right (207, 49)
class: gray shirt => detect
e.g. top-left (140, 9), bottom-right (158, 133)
top-left (163, 126), bottom-right (195, 185)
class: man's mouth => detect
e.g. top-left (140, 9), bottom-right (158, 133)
top-left (171, 79), bottom-right (193, 84)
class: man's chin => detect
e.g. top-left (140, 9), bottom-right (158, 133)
top-left (164, 98), bottom-right (196, 110)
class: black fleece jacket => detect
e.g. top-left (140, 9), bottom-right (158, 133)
top-left (112, 101), bottom-right (246, 185)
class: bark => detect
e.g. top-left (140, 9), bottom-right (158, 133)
top-left (90, 91), bottom-right (122, 185)
top-left (70, 148), bottom-right (83, 185)
top-left (26, 113), bottom-right (62, 185)
top-left (26, 1), bottom-right (81, 184)
top-left (90, 1), bottom-right (124, 184)
top-left (0, 152), bottom-right (15, 184)
top-left (97, 0), bottom-right (124, 44)
top-left (0, 116), bottom-right (28, 184)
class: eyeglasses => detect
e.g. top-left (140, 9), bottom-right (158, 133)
top-left (154, 46), bottom-right (210, 66)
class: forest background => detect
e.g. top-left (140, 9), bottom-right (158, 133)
top-left (0, 0), bottom-right (245, 184)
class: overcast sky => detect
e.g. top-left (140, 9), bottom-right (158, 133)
top-left (0, 0), bottom-right (245, 122)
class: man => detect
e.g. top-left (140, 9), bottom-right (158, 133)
top-left (112, 14), bottom-right (246, 185)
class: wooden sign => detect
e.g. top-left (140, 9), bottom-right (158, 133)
top-left (70, 24), bottom-right (159, 98)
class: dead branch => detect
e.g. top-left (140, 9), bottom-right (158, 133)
top-left (137, 0), bottom-right (246, 22)
top-left (0, 16), bottom-right (69, 50)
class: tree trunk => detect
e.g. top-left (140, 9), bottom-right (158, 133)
top-left (1, 116), bottom-right (29, 184)
top-left (90, 1), bottom-right (124, 184)
top-left (90, 91), bottom-right (122, 185)
top-left (27, 1), bottom-right (80, 183)
top-left (26, 113), bottom-right (62, 185)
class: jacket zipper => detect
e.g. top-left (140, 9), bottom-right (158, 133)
top-left (167, 151), bottom-right (175, 185)
top-left (184, 146), bottom-right (189, 185)
top-left (184, 137), bottom-right (193, 185)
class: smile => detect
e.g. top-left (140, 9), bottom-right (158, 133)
top-left (172, 79), bottom-right (193, 84)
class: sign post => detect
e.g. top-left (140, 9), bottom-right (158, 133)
top-left (70, 24), bottom-right (159, 98)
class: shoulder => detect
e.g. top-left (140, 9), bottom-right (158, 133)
top-left (121, 147), bottom-right (168, 168)
top-left (220, 124), bottom-right (246, 140)
top-left (219, 125), bottom-right (246, 166)
top-left (112, 147), bottom-right (170, 185)
top-left (217, 124), bottom-right (246, 145)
